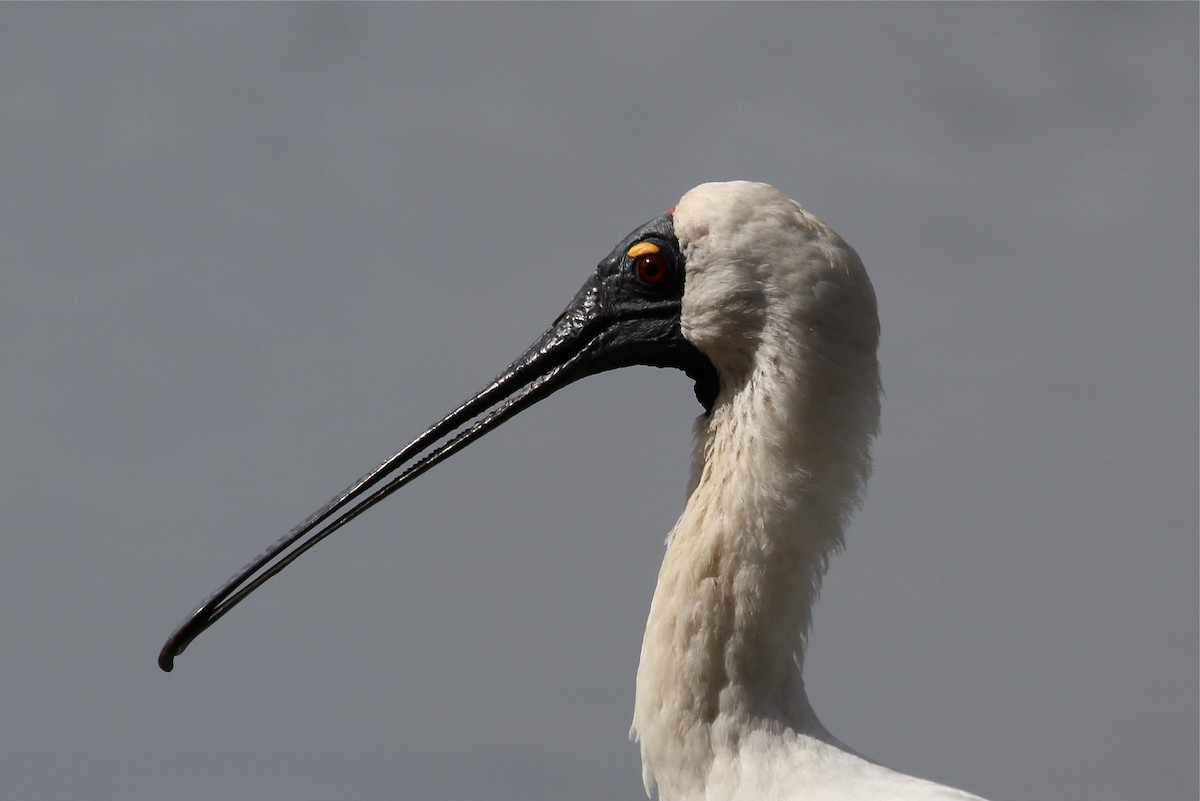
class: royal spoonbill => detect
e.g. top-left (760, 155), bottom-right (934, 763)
top-left (160, 181), bottom-right (987, 800)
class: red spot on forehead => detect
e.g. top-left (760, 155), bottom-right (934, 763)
top-left (665, 206), bottom-right (675, 216)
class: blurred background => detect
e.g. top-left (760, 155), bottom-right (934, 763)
top-left (1, 5), bottom-right (1195, 800)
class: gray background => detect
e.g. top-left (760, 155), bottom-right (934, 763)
top-left (2, 5), bottom-right (1196, 801)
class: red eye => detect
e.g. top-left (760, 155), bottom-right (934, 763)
top-left (635, 253), bottom-right (671, 286)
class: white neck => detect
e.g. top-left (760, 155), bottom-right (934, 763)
top-left (631, 327), bottom-right (880, 799)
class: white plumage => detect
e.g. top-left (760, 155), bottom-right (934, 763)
top-left (631, 182), bottom-right (985, 800)
top-left (159, 181), bottom-right (988, 801)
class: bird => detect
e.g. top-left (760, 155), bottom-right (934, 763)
top-left (159, 181), bottom-right (988, 800)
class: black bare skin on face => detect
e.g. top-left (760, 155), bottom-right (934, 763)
top-left (589, 213), bottom-right (718, 413)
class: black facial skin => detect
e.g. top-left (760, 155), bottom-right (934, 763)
top-left (542, 213), bottom-right (717, 408)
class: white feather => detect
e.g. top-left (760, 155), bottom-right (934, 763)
top-left (630, 182), bottom-right (985, 801)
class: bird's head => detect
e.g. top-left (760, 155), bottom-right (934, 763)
top-left (158, 181), bottom-right (877, 671)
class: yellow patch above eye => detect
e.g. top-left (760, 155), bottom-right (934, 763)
top-left (626, 241), bottom-right (660, 259)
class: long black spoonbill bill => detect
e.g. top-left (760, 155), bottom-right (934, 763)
top-left (160, 181), bottom-right (988, 801)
